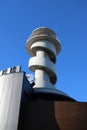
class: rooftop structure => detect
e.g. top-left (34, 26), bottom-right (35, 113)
top-left (26, 27), bottom-right (74, 101)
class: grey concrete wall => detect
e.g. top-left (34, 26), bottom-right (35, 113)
top-left (0, 72), bottom-right (24, 130)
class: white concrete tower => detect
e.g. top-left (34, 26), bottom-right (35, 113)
top-left (26, 27), bottom-right (67, 95)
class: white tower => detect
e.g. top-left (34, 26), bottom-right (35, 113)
top-left (26, 27), bottom-right (67, 96)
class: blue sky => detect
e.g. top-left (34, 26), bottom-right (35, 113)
top-left (0, 0), bottom-right (87, 101)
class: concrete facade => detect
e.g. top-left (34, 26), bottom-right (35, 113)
top-left (0, 72), bottom-right (32, 130)
top-left (0, 72), bottom-right (24, 130)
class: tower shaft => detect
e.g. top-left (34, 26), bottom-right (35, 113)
top-left (26, 27), bottom-right (61, 93)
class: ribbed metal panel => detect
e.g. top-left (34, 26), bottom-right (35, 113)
top-left (0, 72), bottom-right (24, 130)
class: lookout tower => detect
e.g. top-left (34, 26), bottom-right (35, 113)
top-left (26, 27), bottom-right (74, 101)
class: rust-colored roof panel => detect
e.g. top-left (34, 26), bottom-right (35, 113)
top-left (18, 101), bottom-right (87, 130)
top-left (55, 102), bottom-right (87, 130)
